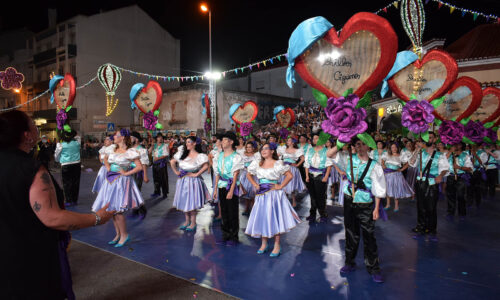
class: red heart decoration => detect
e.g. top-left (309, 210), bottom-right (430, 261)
top-left (472, 87), bottom-right (500, 124)
top-left (53, 74), bottom-right (76, 110)
top-left (294, 12), bottom-right (398, 98)
top-left (276, 108), bottom-right (296, 128)
top-left (388, 49), bottom-right (458, 102)
top-left (204, 94), bottom-right (211, 118)
top-left (231, 101), bottom-right (258, 125)
top-left (134, 81), bottom-right (163, 114)
top-left (433, 76), bottom-right (482, 121)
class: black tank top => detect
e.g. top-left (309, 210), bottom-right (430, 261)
top-left (0, 148), bottom-right (66, 299)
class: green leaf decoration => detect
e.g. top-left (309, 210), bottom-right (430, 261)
top-left (336, 140), bottom-right (345, 149)
top-left (434, 119), bottom-right (442, 126)
top-left (312, 88), bottom-right (328, 108)
top-left (493, 126), bottom-right (498, 131)
top-left (421, 131), bottom-right (429, 142)
top-left (316, 131), bottom-right (331, 146)
top-left (430, 95), bottom-right (445, 109)
top-left (462, 136), bottom-right (475, 145)
top-left (397, 99), bottom-right (406, 107)
top-left (153, 109), bottom-right (160, 116)
top-left (206, 118), bottom-right (210, 122)
top-left (342, 88), bottom-right (354, 97)
top-left (436, 137), bottom-right (441, 144)
top-left (63, 124), bottom-right (71, 133)
top-left (496, 140), bottom-right (500, 146)
top-left (156, 123), bottom-right (163, 130)
top-left (483, 136), bottom-right (493, 144)
top-left (484, 121), bottom-right (495, 129)
top-left (451, 116), bottom-right (457, 122)
top-left (402, 126), bottom-right (409, 138)
top-left (357, 132), bottom-right (376, 149)
top-left (65, 105), bottom-right (72, 112)
top-left (459, 116), bottom-right (471, 126)
top-left (410, 94), bottom-right (417, 100)
top-left (355, 91), bottom-right (372, 109)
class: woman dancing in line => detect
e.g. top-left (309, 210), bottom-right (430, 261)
top-left (403, 140), bottom-right (419, 202)
top-left (381, 142), bottom-right (413, 212)
top-left (240, 141), bottom-right (260, 216)
top-left (92, 135), bottom-right (115, 193)
top-left (92, 129), bottom-right (145, 247)
top-left (245, 142), bottom-right (301, 257)
top-left (278, 137), bottom-right (306, 208)
top-left (129, 131), bottom-right (150, 219)
top-left (170, 136), bottom-right (210, 232)
top-left (369, 140), bottom-right (386, 164)
top-left (208, 134), bottom-right (223, 222)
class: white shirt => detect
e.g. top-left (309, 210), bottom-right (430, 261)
top-left (247, 160), bottom-right (290, 181)
top-left (173, 146), bottom-right (209, 172)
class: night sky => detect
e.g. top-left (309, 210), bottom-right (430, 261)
top-left (1, 0), bottom-right (499, 77)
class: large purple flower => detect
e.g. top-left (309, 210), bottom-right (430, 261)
top-left (56, 109), bottom-right (67, 130)
top-left (204, 120), bottom-right (211, 133)
top-left (464, 121), bottom-right (487, 143)
top-left (321, 94), bottom-right (367, 143)
top-left (143, 111), bottom-right (158, 130)
top-left (486, 128), bottom-right (498, 143)
top-left (279, 127), bottom-right (289, 140)
top-left (401, 100), bottom-right (435, 134)
top-left (240, 122), bottom-right (253, 137)
top-left (439, 120), bottom-right (465, 145)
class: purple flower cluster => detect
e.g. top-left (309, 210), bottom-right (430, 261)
top-left (321, 94), bottom-right (367, 143)
top-left (464, 121), bottom-right (487, 143)
top-left (240, 122), bottom-right (253, 137)
top-left (143, 111), bottom-right (158, 131)
top-left (401, 100), bottom-right (435, 134)
top-left (56, 109), bottom-right (67, 130)
top-left (438, 120), bottom-right (465, 145)
top-left (279, 127), bottom-right (289, 140)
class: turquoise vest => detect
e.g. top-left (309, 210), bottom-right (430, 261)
top-left (343, 154), bottom-right (377, 203)
top-left (416, 150), bottom-right (443, 185)
top-left (59, 140), bottom-right (80, 164)
top-left (306, 146), bottom-right (327, 168)
top-left (217, 151), bottom-right (238, 188)
top-left (372, 150), bottom-right (385, 163)
top-left (448, 152), bottom-right (468, 175)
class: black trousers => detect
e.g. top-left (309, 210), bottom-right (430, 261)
top-left (486, 168), bottom-right (497, 197)
top-left (415, 180), bottom-right (439, 234)
top-left (298, 164), bottom-right (307, 185)
top-left (446, 176), bottom-right (466, 216)
top-left (343, 195), bottom-right (380, 274)
top-left (467, 170), bottom-right (483, 207)
top-left (306, 174), bottom-right (328, 218)
top-left (61, 163), bottom-right (81, 204)
top-left (153, 163), bottom-right (169, 196)
top-left (219, 188), bottom-right (239, 241)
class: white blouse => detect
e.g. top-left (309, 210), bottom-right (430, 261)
top-left (381, 152), bottom-right (408, 168)
top-left (108, 148), bottom-right (140, 170)
top-left (241, 152), bottom-right (261, 166)
top-left (132, 146), bottom-right (149, 165)
top-left (173, 146), bottom-right (209, 172)
top-left (278, 147), bottom-right (304, 162)
top-left (247, 160), bottom-right (290, 181)
top-left (99, 144), bottom-right (116, 160)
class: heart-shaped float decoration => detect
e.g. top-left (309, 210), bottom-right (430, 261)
top-left (133, 81), bottom-right (163, 114)
top-left (54, 74), bottom-right (76, 110)
top-left (231, 101), bottom-right (258, 125)
top-left (434, 76), bottom-right (482, 121)
top-left (388, 49), bottom-right (458, 102)
top-left (276, 108), bottom-right (296, 128)
top-left (469, 87), bottom-right (500, 123)
top-left (294, 12), bottom-right (398, 98)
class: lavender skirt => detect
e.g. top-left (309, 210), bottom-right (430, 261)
top-left (91, 165), bottom-right (107, 193)
top-left (386, 171), bottom-right (414, 198)
top-left (239, 169), bottom-right (256, 200)
top-left (405, 166), bottom-right (418, 189)
top-left (92, 175), bottom-right (144, 213)
top-left (281, 166), bottom-right (306, 195)
top-left (245, 189), bottom-right (301, 238)
top-left (173, 176), bottom-right (209, 212)
top-left (329, 167), bottom-right (340, 184)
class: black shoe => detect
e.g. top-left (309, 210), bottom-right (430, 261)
top-left (411, 226), bottom-right (423, 233)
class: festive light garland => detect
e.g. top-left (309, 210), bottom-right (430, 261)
top-left (427, 0), bottom-right (499, 22)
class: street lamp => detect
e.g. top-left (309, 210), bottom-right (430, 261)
top-left (200, 3), bottom-right (216, 135)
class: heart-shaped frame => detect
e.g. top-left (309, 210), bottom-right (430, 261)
top-left (133, 81), bottom-right (163, 114)
top-left (231, 101), bottom-right (258, 125)
top-left (388, 49), bottom-right (458, 102)
top-left (53, 74), bottom-right (76, 110)
top-left (472, 87), bottom-right (500, 124)
top-left (276, 108), bottom-right (296, 128)
top-left (294, 12), bottom-right (398, 98)
top-left (434, 76), bottom-right (482, 121)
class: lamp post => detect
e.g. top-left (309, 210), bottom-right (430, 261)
top-left (201, 3), bottom-right (217, 135)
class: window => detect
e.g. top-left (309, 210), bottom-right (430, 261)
top-left (70, 33), bottom-right (75, 44)
top-left (47, 41), bottom-right (52, 49)
top-left (59, 37), bottom-right (64, 47)
top-left (70, 64), bottom-right (76, 76)
top-left (36, 45), bottom-right (41, 53)
top-left (59, 66), bottom-right (64, 75)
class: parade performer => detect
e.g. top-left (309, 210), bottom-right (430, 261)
top-left (245, 142), bottom-right (301, 257)
top-left (445, 142), bottom-right (473, 220)
top-left (381, 142), bottom-right (413, 212)
top-left (150, 133), bottom-right (169, 199)
top-left (278, 137), bottom-right (306, 208)
top-left (369, 140), bottom-right (386, 164)
top-left (129, 131), bottom-right (150, 219)
top-left (240, 141), bottom-right (260, 216)
top-left (92, 129), bottom-right (144, 247)
top-left (54, 128), bottom-right (81, 207)
top-left (208, 134), bottom-right (223, 222)
top-left (468, 144), bottom-right (485, 208)
top-left (297, 134), bottom-right (310, 183)
top-left (304, 133), bottom-right (332, 223)
top-left (170, 136), bottom-right (210, 232)
top-left (330, 137), bottom-right (387, 283)
top-left (213, 132), bottom-right (244, 246)
top-left (480, 143), bottom-right (499, 198)
top-left (326, 139), bottom-right (341, 203)
top-left (409, 132), bottom-right (449, 241)
top-left (403, 140), bottom-right (419, 202)
top-left (92, 135), bottom-right (115, 193)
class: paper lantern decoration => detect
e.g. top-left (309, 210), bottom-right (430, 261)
top-left (98, 64), bottom-right (122, 116)
top-left (400, 0), bottom-right (425, 54)
top-left (230, 101), bottom-right (258, 125)
top-left (130, 80), bottom-right (163, 130)
top-left (276, 108), bottom-right (296, 128)
top-left (388, 49), bottom-right (458, 102)
top-left (469, 87), bottom-right (500, 123)
top-left (434, 77), bottom-right (482, 121)
top-left (0, 67), bottom-right (24, 90)
top-left (292, 12), bottom-right (398, 98)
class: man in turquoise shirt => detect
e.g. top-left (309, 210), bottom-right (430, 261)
top-left (445, 142), bottom-right (473, 220)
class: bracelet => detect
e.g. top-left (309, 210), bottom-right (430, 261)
top-left (92, 212), bottom-right (101, 226)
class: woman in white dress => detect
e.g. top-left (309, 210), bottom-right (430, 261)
top-left (92, 135), bottom-right (115, 193)
top-left (278, 137), bottom-right (306, 208)
top-left (239, 141), bottom-right (260, 216)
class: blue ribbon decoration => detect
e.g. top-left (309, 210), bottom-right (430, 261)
top-left (286, 16), bottom-right (333, 88)
top-left (49, 75), bottom-right (64, 104)
top-left (229, 103), bottom-right (241, 125)
top-left (273, 105), bottom-right (285, 121)
top-left (201, 93), bottom-right (207, 115)
top-left (380, 51), bottom-right (419, 98)
top-left (129, 83), bottom-right (145, 109)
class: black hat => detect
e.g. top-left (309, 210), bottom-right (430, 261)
top-left (223, 131), bottom-right (239, 147)
top-left (155, 133), bottom-right (164, 139)
top-left (131, 131), bottom-right (142, 142)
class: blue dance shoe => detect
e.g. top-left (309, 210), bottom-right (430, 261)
top-left (269, 250), bottom-right (281, 258)
top-left (179, 222), bottom-right (191, 230)
top-left (108, 238), bottom-right (119, 245)
top-left (185, 225), bottom-right (197, 232)
top-left (257, 245), bottom-right (269, 254)
top-left (114, 235), bottom-right (130, 248)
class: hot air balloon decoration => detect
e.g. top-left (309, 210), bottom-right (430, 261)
top-left (97, 63), bottom-right (122, 116)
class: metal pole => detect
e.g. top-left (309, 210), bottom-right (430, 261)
top-left (208, 9), bottom-right (217, 135)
